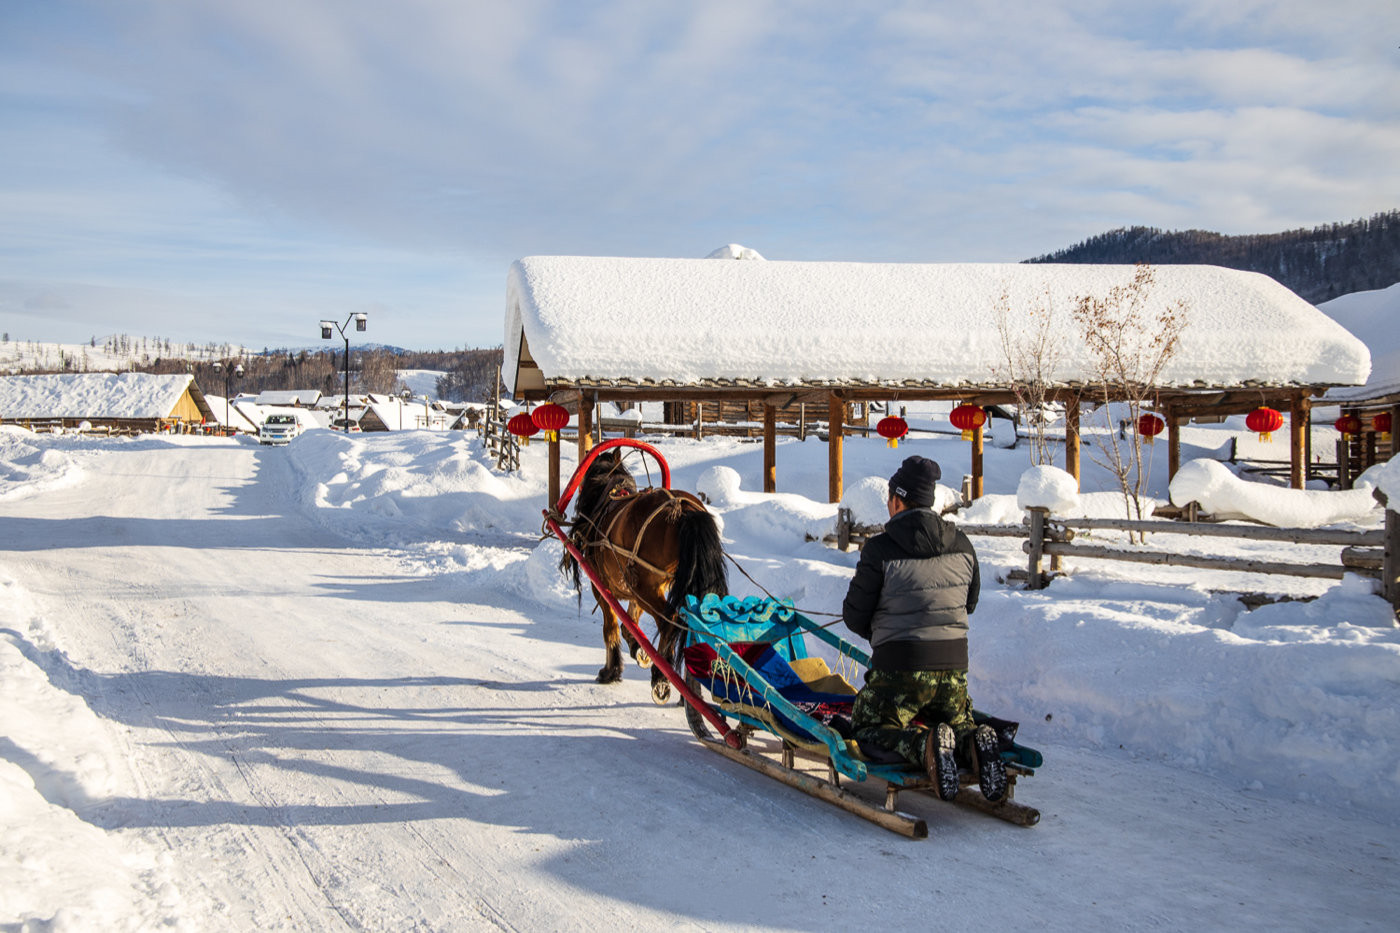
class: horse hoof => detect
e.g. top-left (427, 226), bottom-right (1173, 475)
top-left (651, 681), bottom-right (672, 705)
top-left (596, 668), bottom-right (622, 684)
top-left (633, 649), bottom-right (653, 669)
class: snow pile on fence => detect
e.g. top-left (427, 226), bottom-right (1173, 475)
top-left (1170, 458), bottom-right (1381, 527)
top-left (1017, 465), bottom-right (1081, 513)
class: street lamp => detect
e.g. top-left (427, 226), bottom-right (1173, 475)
top-left (321, 313), bottom-right (367, 432)
top-left (212, 360), bottom-right (245, 434)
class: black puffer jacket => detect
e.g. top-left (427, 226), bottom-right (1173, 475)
top-left (841, 507), bottom-right (980, 671)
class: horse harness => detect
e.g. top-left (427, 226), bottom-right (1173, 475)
top-left (585, 486), bottom-right (689, 580)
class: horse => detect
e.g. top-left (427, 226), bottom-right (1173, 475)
top-left (559, 447), bottom-right (728, 702)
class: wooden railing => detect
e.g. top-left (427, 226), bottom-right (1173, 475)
top-left (827, 498), bottom-right (1400, 614)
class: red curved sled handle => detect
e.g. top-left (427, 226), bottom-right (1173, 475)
top-left (555, 438), bottom-right (670, 515)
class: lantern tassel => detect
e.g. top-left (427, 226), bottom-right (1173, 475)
top-left (1260, 432), bottom-right (1273, 443)
top-left (887, 437), bottom-right (898, 448)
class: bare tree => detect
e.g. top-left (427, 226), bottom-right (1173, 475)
top-left (1071, 264), bottom-right (1188, 534)
top-left (994, 285), bottom-right (1067, 466)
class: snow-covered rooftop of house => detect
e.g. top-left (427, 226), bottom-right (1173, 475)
top-left (504, 258), bottom-right (1370, 394)
top-left (0, 373), bottom-right (201, 419)
top-left (1319, 283), bottom-right (1400, 402)
top-left (255, 390), bottom-right (322, 407)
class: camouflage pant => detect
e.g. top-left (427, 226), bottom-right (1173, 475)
top-left (851, 669), bottom-right (976, 768)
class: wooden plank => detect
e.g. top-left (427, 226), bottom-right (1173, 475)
top-left (1167, 405), bottom-right (1180, 481)
top-left (1051, 517), bottom-right (1383, 547)
top-left (693, 736), bottom-right (928, 838)
top-left (1034, 541), bottom-right (1364, 580)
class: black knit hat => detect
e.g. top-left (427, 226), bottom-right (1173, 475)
top-left (888, 455), bottom-right (941, 508)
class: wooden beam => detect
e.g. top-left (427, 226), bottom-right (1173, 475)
top-left (1289, 393), bottom-right (1307, 490)
top-left (763, 404), bottom-right (777, 493)
top-left (971, 412), bottom-right (985, 500)
top-left (1166, 404), bottom-right (1180, 481)
top-left (577, 396), bottom-right (594, 459)
top-left (1064, 396), bottom-right (1081, 489)
top-left (548, 435), bottom-right (561, 512)
top-left (828, 394), bottom-right (844, 504)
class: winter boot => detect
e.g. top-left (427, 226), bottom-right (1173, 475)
top-left (924, 722), bottom-right (960, 801)
top-left (973, 724), bottom-right (1007, 802)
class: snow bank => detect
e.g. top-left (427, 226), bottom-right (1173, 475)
top-left (974, 571), bottom-right (1400, 815)
top-left (0, 428), bottom-right (85, 500)
top-left (1364, 455), bottom-right (1400, 506)
top-left (0, 574), bottom-right (185, 929)
top-left (1170, 458), bottom-right (1380, 526)
top-left (839, 474), bottom-right (959, 525)
top-left (287, 431), bottom-right (544, 544)
top-left (697, 464), bottom-right (833, 553)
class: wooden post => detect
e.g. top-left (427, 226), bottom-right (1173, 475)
top-left (1338, 435), bottom-right (1352, 490)
top-left (548, 435), bottom-right (561, 510)
top-left (1167, 405), bottom-right (1180, 482)
top-left (1026, 507), bottom-right (1047, 589)
top-left (577, 398), bottom-right (594, 459)
top-left (763, 404), bottom-right (777, 493)
top-left (971, 412), bottom-right (985, 500)
top-left (1289, 393), bottom-right (1307, 490)
top-left (1384, 503), bottom-right (1399, 614)
top-left (1064, 396), bottom-right (1081, 489)
top-left (798, 403), bottom-right (807, 442)
top-left (828, 394), bottom-right (844, 504)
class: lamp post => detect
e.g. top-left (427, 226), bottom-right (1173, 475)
top-left (321, 313), bottom-right (367, 432)
top-left (211, 360), bottom-right (245, 434)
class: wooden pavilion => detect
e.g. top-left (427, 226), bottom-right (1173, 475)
top-left (503, 256), bottom-right (1371, 505)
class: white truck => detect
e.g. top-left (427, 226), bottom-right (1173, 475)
top-left (258, 413), bottom-right (302, 445)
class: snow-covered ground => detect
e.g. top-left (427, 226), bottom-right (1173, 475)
top-left (2, 422), bottom-right (1397, 930)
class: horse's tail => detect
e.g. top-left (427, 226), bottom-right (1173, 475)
top-left (665, 504), bottom-right (728, 620)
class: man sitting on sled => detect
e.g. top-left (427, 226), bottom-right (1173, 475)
top-left (841, 455), bottom-right (1006, 803)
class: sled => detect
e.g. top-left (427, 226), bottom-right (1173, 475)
top-left (677, 594), bottom-right (1042, 838)
top-left (543, 440), bottom-right (1042, 838)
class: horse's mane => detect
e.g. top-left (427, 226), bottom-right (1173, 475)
top-left (560, 449), bottom-right (638, 596)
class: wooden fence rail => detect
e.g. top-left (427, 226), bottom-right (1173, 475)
top-left (826, 502), bottom-right (1400, 614)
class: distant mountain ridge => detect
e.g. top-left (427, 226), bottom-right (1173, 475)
top-left (1026, 210), bottom-right (1400, 304)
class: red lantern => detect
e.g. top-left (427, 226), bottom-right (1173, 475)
top-left (1137, 412), bottom-right (1165, 444)
top-left (1334, 413), bottom-right (1362, 437)
top-left (531, 403), bottom-right (569, 442)
top-left (507, 411), bottom-right (538, 446)
top-left (949, 404), bottom-right (986, 441)
top-left (1245, 406), bottom-right (1283, 443)
top-left (1373, 412), bottom-right (1392, 440)
top-left (876, 416), bottom-right (908, 448)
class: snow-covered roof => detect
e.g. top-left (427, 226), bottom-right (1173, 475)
top-left (504, 258), bottom-right (1371, 395)
top-left (0, 373), bottom-right (209, 420)
top-left (255, 390), bottom-right (322, 407)
top-left (1319, 283), bottom-right (1400, 403)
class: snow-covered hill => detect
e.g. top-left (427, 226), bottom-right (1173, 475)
top-left (0, 335), bottom-right (246, 374)
top-left (2, 424), bottom-right (1397, 930)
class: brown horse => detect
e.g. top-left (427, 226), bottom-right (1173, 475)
top-left (560, 447), bottom-right (728, 701)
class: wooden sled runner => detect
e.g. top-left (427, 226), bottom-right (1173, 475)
top-left (677, 594), bottom-right (1043, 838)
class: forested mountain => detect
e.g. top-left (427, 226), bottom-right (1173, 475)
top-left (1026, 210), bottom-right (1400, 303)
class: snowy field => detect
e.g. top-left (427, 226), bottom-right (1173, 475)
top-left (2, 420), bottom-right (1398, 931)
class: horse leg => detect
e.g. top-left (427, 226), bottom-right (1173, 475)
top-left (594, 587), bottom-right (625, 684)
top-left (621, 601), bottom-right (652, 668)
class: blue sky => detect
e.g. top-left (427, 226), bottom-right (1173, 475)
top-left (1, 0), bottom-right (1396, 351)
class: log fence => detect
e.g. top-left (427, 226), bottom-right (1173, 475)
top-left (827, 500), bottom-right (1400, 615)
